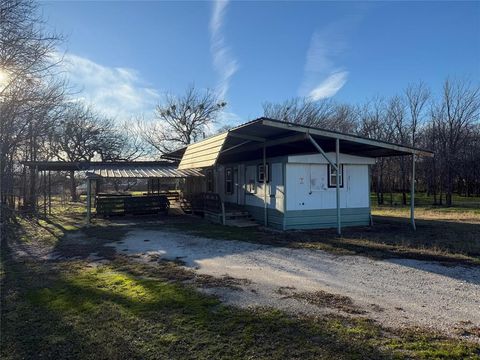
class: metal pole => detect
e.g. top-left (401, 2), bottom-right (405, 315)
top-left (263, 144), bottom-right (267, 227)
top-left (34, 165), bottom-right (38, 211)
top-left (368, 164), bottom-right (373, 226)
top-left (307, 134), bottom-right (337, 171)
top-left (336, 138), bottom-right (341, 235)
top-left (43, 170), bottom-right (47, 216)
top-left (86, 178), bottom-right (91, 223)
top-left (411, 154), bottom-right (416, 230)
top-left (48, 170), bottom-right (52, 215)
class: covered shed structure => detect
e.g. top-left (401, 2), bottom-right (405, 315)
top-left (23, 161), bottom-right (204, 221)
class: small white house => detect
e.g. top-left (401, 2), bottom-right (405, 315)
top-left (166, 118), bottom-right (433, 232)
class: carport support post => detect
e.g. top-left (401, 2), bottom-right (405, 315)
top-left (410, 154), bottom-right (416, 231)
top-left (43, 170), bottom-right (47, 216)
top-left (86, 177), bottom-right (91, 224)
top-left (336, 138), bottom-right (341, 236)
top-left (263, 143), bottom-right (267, 227)
top-left (48, 170), bottom-right (51, 215)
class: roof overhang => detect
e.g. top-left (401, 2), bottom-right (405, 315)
top-left (165, 118), bottom-right (434, 170)
top-left (85, 165), bottom-right (204, 179)
top-left (23, 161), bottom-right (204, 179)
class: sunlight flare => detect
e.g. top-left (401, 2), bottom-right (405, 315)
top-left (0, 68), bottom-right (11, 92)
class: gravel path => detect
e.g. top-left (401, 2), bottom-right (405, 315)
top-left (110, 229), bottom-right (480, 338)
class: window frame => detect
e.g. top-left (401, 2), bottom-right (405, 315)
top-left (225, 167), bottom-right (234, 195)
top-left (206, 169), bottom-right (214, 192)
top-left (246, 166), bottom-right (256, 194)
top-left (257, 163), bottom-right (270, 183)
top-left (327, 164), bottom-right (344, 188)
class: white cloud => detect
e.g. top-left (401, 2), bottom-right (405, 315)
top-left (300, 25), bottom-right (349, 100)
top-left (59, 53), bottom-right (160, 121)
top-left (308, 71), bottom-right (348, 100)
top-left (210, 0), bottom-right (238, 100)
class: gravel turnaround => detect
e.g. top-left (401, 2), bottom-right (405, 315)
top-left (109, 229), bottom-right (480, 338)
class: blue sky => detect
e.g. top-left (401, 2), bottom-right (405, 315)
top-left (42, 1), bottom-right (480, 127)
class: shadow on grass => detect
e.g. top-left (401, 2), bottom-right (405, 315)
top-left (1, 250), bottom-right (396, 360)
top-left (3, 216), bottom-right (479, 360)
top-left (0, 250), bottom-right (146, 359)
top-left (29, 205), bottom-right (480, 288)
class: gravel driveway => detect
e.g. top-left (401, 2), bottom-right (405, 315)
top-left (109, 229), bottom-right (480, 338)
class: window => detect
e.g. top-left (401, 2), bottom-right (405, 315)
top-left (327, 164), bottom-right (344, 188)
top-left (225, 167), bottom-right (233, 194)
top-left (246, 165), bottom-right (256, 194)
top-left (257, 163), bottom-right (269, 183)
top-left (206, 169), bottom-right (214, 192)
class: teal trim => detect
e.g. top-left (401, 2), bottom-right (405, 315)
top-left (284, 207), bottom-right (370, 230)
top-left (242, 205), bottom-right (370, 231)
top-left (244, 205), bottom-right (284, 230)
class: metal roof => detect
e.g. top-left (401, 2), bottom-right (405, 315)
top-left (165, 117), bottom-right (434, 170)
top-left (86, 164), bottom-right (204, 179)
top-left (23, 161), bottom-right (203, 179)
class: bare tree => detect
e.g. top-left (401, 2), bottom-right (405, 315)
top-left (405, 81), bottom-right (430, 147)
top-left (432, 78), bottom-right (480, 206)
top-left (388, 96), bottom-right (411, 204)
top-left (263, 97), bottom-right (336, 127)
top-left (52, 103), bottom-right (123, 200)
top-left (113, 120), bottom-right (149, 161)
top-left (0, 0), bottom-right (63, 217)
top-left (357, 98), bottom-right (393, 204)
top-left (263, 97), bottom-right (358, 133)
top-left (329, 103), bottom-right (359, 133)
top-left (142, 86), bottom-right (226, 154)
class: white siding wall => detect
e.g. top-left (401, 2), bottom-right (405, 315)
top-left (228, 162), bottom-right (284, 212)
top-left (288, 153), bottom-right (375, 165)
top-left (286, 161), bottom-right (370, 211)
top-left (245, 163), bottom-right (285, 212)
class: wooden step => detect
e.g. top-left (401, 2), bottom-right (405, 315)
top-left (225, 219), bottom-right (259, 227)
top-left (224, 210), bottom-right (250, 217)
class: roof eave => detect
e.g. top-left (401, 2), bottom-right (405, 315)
top-left (259, 118), bottom-right (434, 157)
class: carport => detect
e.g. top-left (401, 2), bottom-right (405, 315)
top-left (164, 118), bottom-right (434, 233)
top-left (23, 161), bottom-right (204, 222)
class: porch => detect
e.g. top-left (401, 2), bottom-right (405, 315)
top-left (181, 192), bottom-right (258, 228)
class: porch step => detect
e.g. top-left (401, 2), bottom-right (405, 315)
top-left (225, 219), bottom-right (259, 228)
top-left (224, 211), bottom-right (250, 219)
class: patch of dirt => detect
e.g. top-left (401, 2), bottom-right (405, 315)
top-left (454, 321), bottom-right (480, 338)
top-left (118, 253), bottom-right (252, 291)
top-left (276, 287), bottom-right (366, 315)
top-left (193, 274), bottom-right (251, 290)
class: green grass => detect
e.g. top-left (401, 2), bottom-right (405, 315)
top-left (371, 192), bottom-right (480, 209)
top-left (2, 252), bottom-right (478, 360)
top-left (2, 200), bottom-right (479, 359)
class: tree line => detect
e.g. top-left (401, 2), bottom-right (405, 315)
top-left (263, 80), bottom-right (480, 206)
top-left (0, 0), bottom-right (150, 211)
top-left (1, 0), bottom-right (479, 231)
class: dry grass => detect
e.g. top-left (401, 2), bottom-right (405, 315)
top-left (372, 205), bottom-right (480, 223)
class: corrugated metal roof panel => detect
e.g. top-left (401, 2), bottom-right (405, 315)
top-left (86, 165), bottom-right (203, 179)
